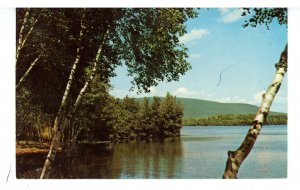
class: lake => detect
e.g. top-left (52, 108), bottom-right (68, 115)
top-left (17, 125), bottom-right (287, 179)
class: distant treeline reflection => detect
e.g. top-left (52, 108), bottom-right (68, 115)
top-left (183, 114), bottom-right (287, 126)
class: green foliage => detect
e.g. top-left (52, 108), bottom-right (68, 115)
top-left (16, 87), bottom-right (53, 141)
top-left (16, 8), bottom-right (197, 143)
top-left (183, 114), bottom-right (287, 126)
top-left (109, 94), bottom-right (184, 142)
top-left (71, 77), bottom-right (115, 142)
top-left (242, 8), bottom-right (287, 29)
top-left (16, 8), bottom-right (198, 115)
top-left (159, 93), bottom-right (184, 137)
top-left (117, 8), bottom-right (198, 92)
top-left (62, 81), bottom-right (184, 142)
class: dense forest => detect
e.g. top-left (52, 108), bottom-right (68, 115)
top-left (183, 114), bottom-right (287, 126)
top-left (17, 84), bottom-right (184, 143)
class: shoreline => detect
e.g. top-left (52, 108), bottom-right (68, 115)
top-left (183, 124), bottom-right (287, 127)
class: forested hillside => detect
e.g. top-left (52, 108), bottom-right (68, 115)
top-left (135, 97), bottom-right (286, 118)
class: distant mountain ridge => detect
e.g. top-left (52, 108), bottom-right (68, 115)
top-left (134, 97), bottom-right (286, 118)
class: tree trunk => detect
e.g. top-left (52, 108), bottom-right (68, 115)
top-left (40, 11), bottom-right (86, 179)
top-left (39, 21), bottom-right (110, 179)
top-left (16, 8), bottom-right (30, 62)
top-left (222, 44), bottom-right (287, 179)
top-left (16, 9), bottom-right (42, 63)
top-left (64, 25), bottom-right (111, 125)
top-left (55, 25), bottom-right (111, 145)
top-left (16, 54), bottom-right (41, 89)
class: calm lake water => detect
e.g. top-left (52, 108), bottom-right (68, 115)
top-left (17, 125), bottom-right (287, 179)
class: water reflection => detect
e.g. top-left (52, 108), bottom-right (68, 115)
top-left (111, 137), bottom-right (183, 179)
top-left (16, 125), bottom-right (287, 179)
top-left (19, 137), bottom-right (184, 179)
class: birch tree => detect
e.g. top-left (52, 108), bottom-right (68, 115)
top-left (39, 10), bottom-right (87, 179)
top-left (16, 8), bottom-right (42, 63)
top-left (32, 8), bottom-right (198, 178)
top-left (16, 9), bottom-right (43, 89)
top-left (222, 8), bottom-right (287, 179)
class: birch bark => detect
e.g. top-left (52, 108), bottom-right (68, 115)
top-left (222, 44), bottom-right (287, 179)
top-left (16, 9), bottom-right (42, 63)
top-left (40, 11), bottom-right (86, 179)
top-left (40, 23), bottom-right (110, 179)
top-left (16, 54), bottom-right (41, 89)
top-left (58, 26), bottom-right (111, 146)
top-left (16, 8), bottom-right (30, 62)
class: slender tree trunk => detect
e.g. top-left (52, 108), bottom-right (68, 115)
top-left (16, 8), bottom-right (30, 62)
top-left (40, 25), bottom-right (110, 179)
top-left (16, 9), bottom-right (42, 63)
top-left (40, 11), bottom-right (86, 179)
top-left (59, 25), bottom-right (111, 140)
top-left (222, 44), bottom-right (287, 179)
top-left (16, 54), bottom-right (41, 89)
top-left (71, 28), bottom-right (109, 115)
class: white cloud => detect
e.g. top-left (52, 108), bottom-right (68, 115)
top-left (149, 86), bottom-right (157, 94)
top-left (179, 29), bottom-right (209, 43)
top-left (219, 8), bottom-right (230, 15)
top-left (218, 8), bottom-right (244, 23)
top-left (173, 87), bottom-right (214, 100)
top-left (174, 87), bottom-right (189, 94)
top-left (216, 96), bottom-right (248, 104)
top-left (110, 86), bottom-right (159, 98)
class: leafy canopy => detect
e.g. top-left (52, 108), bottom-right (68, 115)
top-left (16, 8), bottom-right (198, 113)
top-left (242, 8), bottom-right (287, 29)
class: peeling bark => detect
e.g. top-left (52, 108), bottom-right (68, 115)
top-left (222, 44), bottom-right (287, 179)
top-left (40, 11), bottom-right (86, 179)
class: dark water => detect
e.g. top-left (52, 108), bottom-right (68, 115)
top-left (17, 125), bottom-right (287, 179)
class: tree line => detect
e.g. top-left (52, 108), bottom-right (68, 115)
top-left (77, 90), bottom-right (184, 142)
top-left (17, 80), bottom-right (184, 143)
top-left (183, 114), bottom-right (287, 126)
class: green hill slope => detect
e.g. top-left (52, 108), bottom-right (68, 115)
top-left (135, 97), bottom-right (285, 118)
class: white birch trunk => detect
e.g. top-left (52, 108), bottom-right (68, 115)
top-left (16, 9), bottom-right (42, 63)
top-left (16, 54), bottom-right (41, 89)
top-left (69, 25), bottom-right (110, 119)
top-left (16, 8), bottom-right (30, 62)
top-left (40, 11), bottom-right (86, 179)
top-left (40, 25), bottom-right (110, 179)
top-left (222, 44), bottom-right (287, 179)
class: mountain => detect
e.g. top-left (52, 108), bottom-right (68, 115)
top-left (135, 97), bottom-right (285, 118)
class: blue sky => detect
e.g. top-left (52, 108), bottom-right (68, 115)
top-left (109, 8), bottom-right (287, 113)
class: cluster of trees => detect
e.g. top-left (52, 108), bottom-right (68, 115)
top-left (15, 8), bottom-right (198, 177)
top-left (183, 114), bottom-right (287, 126)
top-left (17, 78), bottom-right (184, 143)
top-left (16, 7), bottom-right (287, 179)
top-left (77, 88), bottom-right (184, 142)
top-left (15, 8), bottom-right (196, 138)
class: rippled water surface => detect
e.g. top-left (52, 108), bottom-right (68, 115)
top-left (17, 125), bottom-right (287, 179)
